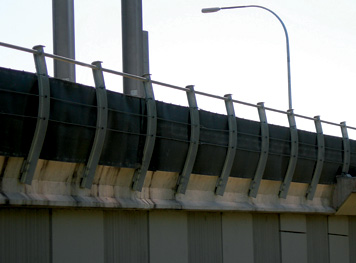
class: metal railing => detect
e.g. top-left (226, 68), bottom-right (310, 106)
top-left (0, 41), bottom-right (354, 199)
top-left (1, 41), bottom-right (353, 131)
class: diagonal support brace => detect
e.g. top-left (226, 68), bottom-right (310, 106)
top-left (215, 94), bottom-right (237, 196)
top-left (132, 75), bottom-right (157, 191)
top-left (20, 45), bottom-right (50, 185)
top-left (176, 85), bottom-right (200, 194)
top-left (279, 109), bottom-right (298, 198)
top-left (306, 116), bottom-right (325, 200)
top-left (249, 102), bottom-right (269, 198)
top-left (81, 61), bottom-right (108, 189)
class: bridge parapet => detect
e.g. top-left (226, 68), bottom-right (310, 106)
top-left (0, 42), bottom-right (354, 214)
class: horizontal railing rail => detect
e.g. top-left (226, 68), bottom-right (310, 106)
top-left (1, 41), bottom-right (353, 131)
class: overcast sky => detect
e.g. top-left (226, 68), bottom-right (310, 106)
top-left (1, 0), bottom-right (356, 137)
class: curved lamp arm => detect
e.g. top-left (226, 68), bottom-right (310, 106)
top-left (202, 5), bottom-right (292, 110)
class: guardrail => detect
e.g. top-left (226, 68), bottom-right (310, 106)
top-left (0, 41), bottom-right (354, 200)
top-left (1, 42), bottom-right (353, 129)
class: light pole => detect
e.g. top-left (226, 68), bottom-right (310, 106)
top-left (202, 5), bottom-right (292, 110)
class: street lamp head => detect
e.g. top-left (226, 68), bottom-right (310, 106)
top-left (201, 7), bottom-right (221, 13)
top-left (201, 4), bottom-right (293, 110)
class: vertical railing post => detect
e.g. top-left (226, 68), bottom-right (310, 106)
top-left (215, 94), bottom-right (237, 196)
top-left (176, 85), bottom-right (200, 194)
top-left (279, 109), bottom-right (298, 198)
top-left (340, 121), bottom-right (350, 175)
top-left (248, 102), bottom-right (269, 198)
top-left (20, 45), bottom-right (51, 184)
top-left (306, 116), bottom-right (325, 200)
top-left (132, 75), bottom-right (157, 191)
top-left (81, 61), bottom-right (108, 189)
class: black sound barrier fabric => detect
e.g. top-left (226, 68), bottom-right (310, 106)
top-left (0, 67), bottom-right (353, 184)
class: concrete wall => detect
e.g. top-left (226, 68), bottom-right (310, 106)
top-left (0, 208), bottom-right (50, 263)
top-left (52, 209), bottom-right (104, 263)
top-left (0, 207), bottom-right (355, 263)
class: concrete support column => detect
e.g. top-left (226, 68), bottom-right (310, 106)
top-left (121, 0), bottom-right (145, 97)
top-left (52, 0), bottom-right (76, 82)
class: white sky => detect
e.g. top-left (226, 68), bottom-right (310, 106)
top-left (1, 0), bottom-right (356, 137)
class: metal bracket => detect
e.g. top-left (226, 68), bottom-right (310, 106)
top-left (306, 116), bottom-right (325, 200)
top-left (215, 94), bottom-right (237, 196)
top-left (132, 75), bottom-right (157, 191)
top-left (279, 109), bottom-right (298, 198)
top-left (81, 61), bottom-right (108, 189)
top-left (176, 85), bottom-right (200, 194)
top-left (249, 102), bottom-right (269, 198)
top-left (20, 45), bottom-right (50, 185)
top-left (340, 121), bottom-right (350, 175)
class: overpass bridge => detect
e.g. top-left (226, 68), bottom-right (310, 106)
top-left (1, 42), bottom-right (356, 263)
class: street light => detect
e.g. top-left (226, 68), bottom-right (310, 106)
top-left (202, 5), bottom-right (292, 110)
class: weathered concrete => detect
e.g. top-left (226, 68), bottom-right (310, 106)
top-left (333, 176), bottom-right (356, 215)
top-left (0, 156), bottom-right (336, 213)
